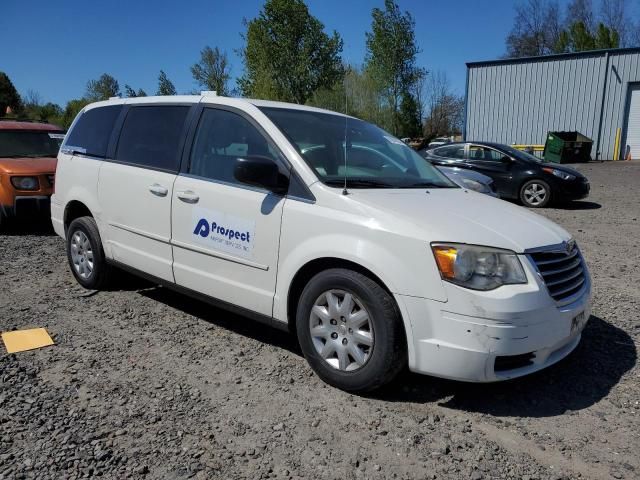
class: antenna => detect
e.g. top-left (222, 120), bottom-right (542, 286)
top-left (342, 78), bottom-right (349, 196)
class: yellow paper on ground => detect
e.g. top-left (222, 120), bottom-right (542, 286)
top-left (1, 328), bottom-right (54, 353)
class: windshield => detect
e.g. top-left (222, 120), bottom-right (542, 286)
top-left (501, 145), bottom-right (542, 163)
top-left (260, 107), bottom-right (456, 189)
top-left (0, 130), bottom-right (64, 158)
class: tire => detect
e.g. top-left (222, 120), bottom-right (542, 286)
top-left (66, 216), bottom-right (112, 290)
top-left (520, 179), bottom-right (551, 208)
top-left (296, 268), bottom-right (407, 392)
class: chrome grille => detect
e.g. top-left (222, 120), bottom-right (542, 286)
top-left (529, 243), bottom-right (586, 303)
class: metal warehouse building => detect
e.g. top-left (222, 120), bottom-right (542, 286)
top-left (464, 47), bottom-right (640, 160)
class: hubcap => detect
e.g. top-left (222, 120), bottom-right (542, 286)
top-left (70, 230), bottom-right (94, 279)
top-left (524, 183), bottom-right (547, 206)
top-left (309, 289), bottom-right (374, 371)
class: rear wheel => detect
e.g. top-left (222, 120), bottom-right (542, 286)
top-left (66, 216), bottom-right (112, 290)
top-left (520, 179), bottom-right (551, 208)
top-left (296, 268), bottom-right (407, 392)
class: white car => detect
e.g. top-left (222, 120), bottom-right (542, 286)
top-left (428, 136), bottom-right (451, 148)
top-left (51, 94), bottom-right (591, 392)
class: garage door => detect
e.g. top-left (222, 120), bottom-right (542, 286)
top-left (625, 84), bottom-right (640, 160)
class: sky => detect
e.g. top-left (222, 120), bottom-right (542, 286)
top-left (0, 0), bottom-right (610, 106)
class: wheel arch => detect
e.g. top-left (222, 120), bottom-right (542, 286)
top-left (64, 200), bottom-right (94, 232)
top-left (286, 257), bottom-right (404, 332)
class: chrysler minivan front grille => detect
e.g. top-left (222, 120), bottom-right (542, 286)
top-left (529, 243), bottom-right (586, 303)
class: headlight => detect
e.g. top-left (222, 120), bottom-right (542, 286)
top-left (431, 243), bottom-right (527, 290)
top-left (10, 176), bottom-right (40, 191)
top-left (543, 167), bottom-right (575, 181)
top-left (459, 178), bottom-right (490, 194)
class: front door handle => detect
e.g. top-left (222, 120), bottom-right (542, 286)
top-left (177, 190), bottom-right (199, 204)
top-left (149, 184), bottom-right (168, 197)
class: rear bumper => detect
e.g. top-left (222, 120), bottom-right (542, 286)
top-left (50, 195), bottom-right (65, 238)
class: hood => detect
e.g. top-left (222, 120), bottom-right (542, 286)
top-left (348, 188), bottom-right (570, 253)
top-left (0, 157), bottom-right (57, 174)
top-left (437, 165), bottom-right (492, 184)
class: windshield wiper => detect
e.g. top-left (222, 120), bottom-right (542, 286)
top-left (398, 181), bottom-right (454, 189)
top-left (325, 179), bottom-right (395, 188)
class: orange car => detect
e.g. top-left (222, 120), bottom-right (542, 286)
top-left (0, 120), bottom-right (64, 224)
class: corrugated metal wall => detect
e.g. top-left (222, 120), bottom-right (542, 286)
top-left (465, 49), bottom-right (640, 160)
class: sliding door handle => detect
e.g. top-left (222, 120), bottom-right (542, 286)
top-left (177, 190), bottom-right (199, 203)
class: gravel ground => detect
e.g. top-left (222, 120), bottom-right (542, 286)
top-left (1, 161), bottom-right (638, 480)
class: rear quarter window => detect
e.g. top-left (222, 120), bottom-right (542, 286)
top-left (64, 105), bottom-right (123, 158)
top-left (115, 105), bottom-right (190, 172)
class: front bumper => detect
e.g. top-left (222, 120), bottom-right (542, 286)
top-left (0, 173), bottom-right (54, 219)
top-left (397, 258), bottom-right (592, 382)
top-left (556, 178), bottom-right (590, 200)
top-left (1, 195), bottom-right (51, 218)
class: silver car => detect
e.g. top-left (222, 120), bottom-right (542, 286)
top-left (418, 149), bottom-right (498, 197)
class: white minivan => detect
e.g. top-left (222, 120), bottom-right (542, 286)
top-left (52, 94), bottom-right (591, 391)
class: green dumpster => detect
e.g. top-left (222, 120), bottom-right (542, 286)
top-left (543, 131), bottom-right (593, 163)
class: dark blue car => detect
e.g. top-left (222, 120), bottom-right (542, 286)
top-left (421, 142), bottom-right (590, 208)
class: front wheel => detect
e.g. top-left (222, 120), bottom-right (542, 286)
top-left (66, 216), bottom-right (112, 290)
top-left (520, 179), bottom-right (551, 208)
top-left (296, 268), bottom-right (407, 392)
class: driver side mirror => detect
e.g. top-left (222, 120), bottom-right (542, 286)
top-left (234, 156), bottom-right (289, 195)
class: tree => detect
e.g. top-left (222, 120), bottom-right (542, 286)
top-left (124, 84), bottom-right (147, 97)
top-left (566, 0), bottom-right (595, 32)
top-left (594, 22), bottom-right (620, 48)
top-left (600, 0), bottom-right (629, 46)
top-left (157, 70), bottom-right (177, 96)
top-left (398, 93), bottom-right (421, 138)
top-left (555, 20), bottom-right (619, 52)
top-left (239, 0), bottom-right (344, 104)
top-left (85, 73), bottom-right (120, 101)
top-left (422, 71), bottom-right (464, 140)
top-left (0, 72), bottom-right (22, 117)
top-left (365, 0), bottom-right (423, 135)
top-left (61, 98), bottom-right (91, 128)
top-left (412, 70), bottom-right (427, 128)
top-left (307, 65), bottom-right (394, 130)
top-left (505, 0), bottom-right (562, 57)
top-left (191, 46), bottom-right (231, 95)
top-left (34, 103), bottom-right (62, 123)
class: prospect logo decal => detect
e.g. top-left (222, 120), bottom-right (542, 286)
top-left (191, 208), bottom-right (255, 259)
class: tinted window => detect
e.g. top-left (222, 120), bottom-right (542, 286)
top-left (434, 145), bottom-right (465, 159)
top-left (189, 108), bottom-right (279, 185)
top-left (469, 145), bottom-right (504, 162)
top-left (116, 105), bottom-right (190, 172)
top-left (0, 130), bottom-right (63, 157)
top-left (65, 105), bottom-right (122, 158)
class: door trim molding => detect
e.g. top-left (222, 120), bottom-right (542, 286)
top-left (171, 239), bottom-right (269, 271)
top-left (109, 222), bottom-right (171, 243)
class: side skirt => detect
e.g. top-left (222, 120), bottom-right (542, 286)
top-left (107, 259), bottom-right (290, 333)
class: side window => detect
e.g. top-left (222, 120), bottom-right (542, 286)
top-left (434, 145), bottom-right (465, 160)
top-left (64, 105), bottom-right (122, 158)
top-left (116, 105), bottom-right (190, 172)
top-left (469, 146), bottom-right (504, 162)
top-left (189, 108), bottom-right (279, 185)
